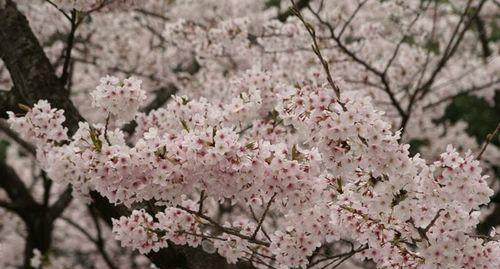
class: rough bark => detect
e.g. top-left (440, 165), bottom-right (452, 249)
top-left (0, 0), bottom-right (84, 134)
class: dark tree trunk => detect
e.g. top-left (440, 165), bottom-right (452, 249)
top-left (24, 213), bottom-right (54, 268)
top-left (0, 0), bottom-right (84, 134)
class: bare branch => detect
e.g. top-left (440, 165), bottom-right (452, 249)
top-left (60, 9), bottom-right (78, 86)
top-left (0, 119), bottom-right (36, 155)
top-left (0, 161), bottom-right (38, 217)
top-left (423, 79), bottom-right (500, 110)
top-left (476, 122), bottom-right (500, 160)
top-left (278, 0), bottom-right (311, 22)
top-left (0, 199), bottom-right (19, 212)
top-left (178, 205), bottom-right (271, 247)
top-left (49, 187), bottom-right (73, 220)
top-left (338, 0), bottom-right (368, 39)
top-left (45, 0), bottom-right (71, 21)
top-left (135, 9), bottom-right (171, 21)
top-left (473, 15), bottom-right (491, 58)
top-left (306, 5), bottom-right (405, 118)
top-left (383, 2), bottom-right (431, 75)
top-left (307, 244), bottom-right (368, 268)
top-left (121, 84), bottom-right (178, 134)
top-left (251, 193), bottom-right (276, 240)
top-left (415, 0), bottom-right (488, 101)
top-left (290, 2), bottom-right (341, 99)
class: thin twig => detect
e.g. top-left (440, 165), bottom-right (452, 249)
top-left (338, 0), bottom-right (368, 39)
top-left (383, 1), bottom-right (431, 75)
top-left (308, 244), bottom-right (368, 268)
top-left (423, 209), bottom-right (443, 233)
top-left (306, 4), bottom-right (404, 116)
top-left (135, 9), bottom-right (170, 21)
top-left (415, 0), bottom-right (439, 91)
top-left (178, 206), bottom-right (271, 247)
top-left (251, 193), bottom-right (276, 239)
top-left (104, 114), bottom-right (111, 146)
top-left (415, 0), bottom-right (487, 101)
top-left (198, 190), bottom-right (206, 214)
top-left (290, 1), bottom-right (341, 99)
top-left (423, 79), bottom-right (500, 110)
top-left (249, 205), bottom-right (272, 241)
top-left (278, 0), bottom-right (311, 22)
top-left (476, 123), bottom-right (500, 160)
top-left (45, 0), bottom-right (71, 21)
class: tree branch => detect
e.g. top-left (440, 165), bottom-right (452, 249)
top-left (60, 9), bottom-right (78, 86)
top-left (306, 5), bottom-right (406, 118)
top-left (278, 0), bottom-right (311, 22)
top-left (0, 0), bottom-right (84, 134)
top-left (0, 161), bottom-right (38, 217)
top-left (0, 199), bottom-right (20, 213)
top-left (0, 119), bottom-right (36, 155)
top-left (49, 187), bottom-right (73, 220)
top-left (473, 15), bottom-right (491, 59)
top-left (251, 193), bottom-right (276, 240)
top-left (291, 3), bottom-right (341, 99)
top-left (415, 0), bottom-right (487, 101)
top-left (476, 122), bottom-right (500, 160)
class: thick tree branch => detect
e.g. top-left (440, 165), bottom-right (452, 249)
top-left (0, 160), bottom-right (53, 268)
top-left (0, 161), bottom-right (38, 217)
top-left (0, 119), bottom-right (37, 155)
top-left (60, 9), bottom-right (78, 86)
top-left (0, 88), bottom-right (23, 118)
top-left (141, 85), bottom-right (179, 113)
top-left (473, 15), bottom-right (491, 59)
top-left (49, 187), bottom-right (73, 220)
top-left (0, 0), bottom-right (84, 134)
top-left (0, 199), bottom-right (20, 212)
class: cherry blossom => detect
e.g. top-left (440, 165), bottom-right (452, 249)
top-left (1, 0), bottom-right (499, 268)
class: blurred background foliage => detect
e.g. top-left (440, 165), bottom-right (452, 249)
top-left (443, 92), bottom-right (499, 147)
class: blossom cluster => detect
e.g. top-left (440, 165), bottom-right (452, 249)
top-left (8, 71), bottom-right (499, 268)
top-left (7, 100), bottom-right (68, 145)
top-left (112, 209), bottom-right (165, 254)
top-left (90, 76), bottom-right (147, 124)
top-left (2, 0), bottom-right (499, 268)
